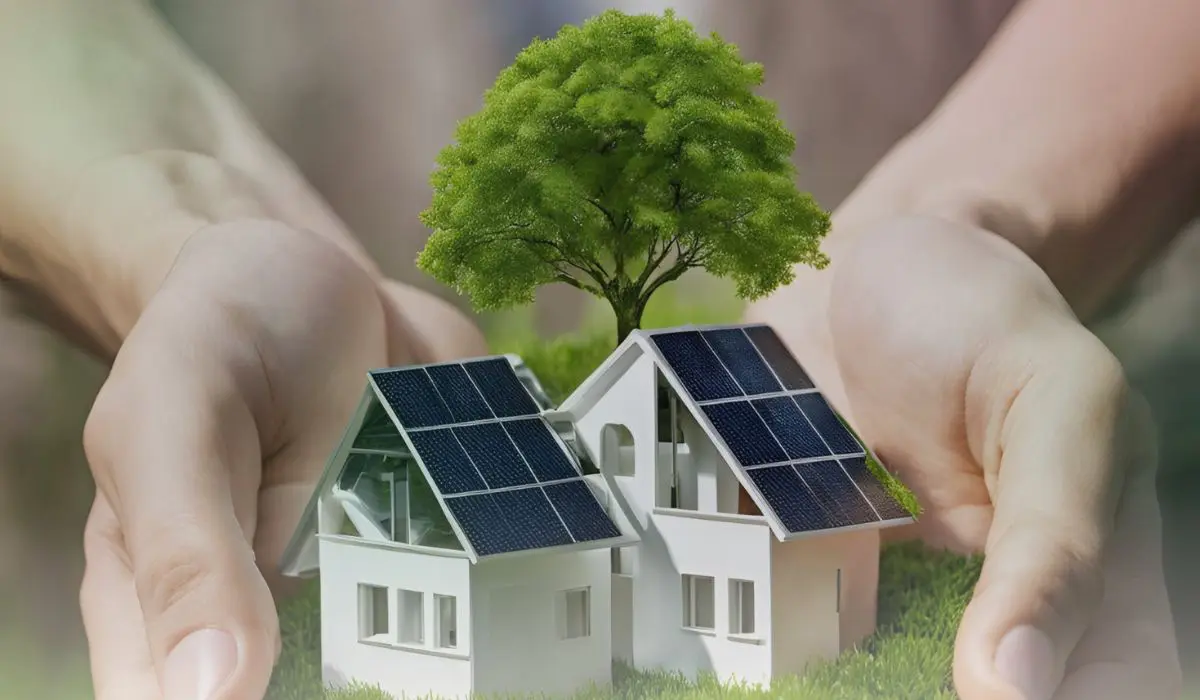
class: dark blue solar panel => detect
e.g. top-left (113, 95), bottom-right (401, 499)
top-left (504, 418), bottom-right (579, 482)
top-left (490, 487), bottom-right (574, 550)
top-left (701, 329), bottom-right (782, 395)
top-left (747, 465), bottom-right (836, 533)
top-left (444, 494), bottom-right (522, 556)
top-left (752, 396), bottom-right (831, 460)
top-left (744, 325), bottom-right (813, 391)
top-left (794, 394), bottom-right (862, 455)
top-left (371, 369), bottom-right (453, 428)
top-left (454, 423), bottom-right (536, 489)
top-left (651, 331), bottom-right (742, 402)
top-left (407, 429), bottom-right (487, 495)
top-left (840, 457), bottom-right (911, 521)
top-left (795, 460), bottom-right (879, 526)
top-left (426, 363), bottom-right (493, 423)
top-left (464, 359), bottom-right (540, 418)
top-left (544, 480), bottom-right (622, 542)
top-left (701, 401), bottom-right (787, 466)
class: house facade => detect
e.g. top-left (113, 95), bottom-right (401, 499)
top-left (280, 357), bottom-right (636, 699)
top-left (557, 324), bottom-right (912, 686)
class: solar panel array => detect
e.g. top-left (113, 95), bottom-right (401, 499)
top-left (371, 357), bottom-right (622, 557)
top-left (649, 325), bottom-right (910, 534)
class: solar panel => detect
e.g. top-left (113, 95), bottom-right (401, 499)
top-left (406, 429), bottom-right (487, 495)
top-left (648, 324), bottom-right (911, 537)
top-left (700, 401), bottom-right (787, 466)
top-left (464, 358), bottom-right (541, 418)
top-left (649, 331), bottom-right (743, 401)
top-left (701, 328), bottom-right (782, 395)
top-left (454, 422), bottom-right (537, 489)
top-left (751, 396), bottom-right (830, 460)
top-left (503, 418), bottom-right (579, 483)
top-left (372, 368), bottom-right (453, 428)
top-left (370, 356), bottom-right (627, 558)
top-left (426, 363), bottom-right (493, 423)
top-left (744, 325), bottom-right (814, 390)
top-left (840, 457), bottom-right (911, 521)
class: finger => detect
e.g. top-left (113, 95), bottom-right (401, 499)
top-left (84, 314), bottom-right (278, 700)
top-left (380, 278), bottom-right (488, 364)
top-left (955, 328), bottom-right (1127, 700)
top-left (1055, 402), bottom-right (1180, 700)
top-left (81, 495), bottom-right (159, 700)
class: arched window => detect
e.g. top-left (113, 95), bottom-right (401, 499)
top-left (601, 423), bottom-right (636, 477)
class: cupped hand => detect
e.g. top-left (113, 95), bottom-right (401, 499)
top-left (78, 221), bottom-right (486, 700)
top-left (748, 216), bottom-right (1180, 700)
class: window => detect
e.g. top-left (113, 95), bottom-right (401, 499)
top-left (681, 574), bottom-right (715, 630)
top-left (836, 568), bottom-right (842, 614)
top-left (397, 589), bottom-right (424, 645)
top-left (558, 587), bottom-right (591, 639)
top-left (434, 594), bottom-right (458, 648)
top-left (729, 580), bottom-right (755, 635)
top-left (358, 584), bottom-right (389, 641)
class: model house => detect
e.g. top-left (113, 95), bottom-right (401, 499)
top-left (281, 324), bottom-right (913, 698)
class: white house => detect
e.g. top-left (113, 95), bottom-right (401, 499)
top-left (280, 356), bottom-right (639, 699)
top-left (281, 324), bottom-right (914, 697)
top-left (552, 323), bottom-right (914, 686)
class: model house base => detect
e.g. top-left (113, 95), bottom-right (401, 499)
top-left (280, 324), bottom-right (913, 698)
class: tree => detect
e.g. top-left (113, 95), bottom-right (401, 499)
top-left (418, 9), bottom-right (830, 343)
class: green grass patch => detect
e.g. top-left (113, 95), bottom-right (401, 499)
top-left (267, 303), bottom-right (980, 699)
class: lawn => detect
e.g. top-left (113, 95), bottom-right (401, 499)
top-left (265, 293), bottom-right (983, 700)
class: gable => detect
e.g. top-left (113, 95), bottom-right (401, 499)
top-left (641, 324), bottom-right (913, 540)
top-left (280, 356), bottom-right (635, 577)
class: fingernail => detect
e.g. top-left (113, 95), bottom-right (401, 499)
top-left (163, 628), bottom-right (238, 700)
top-left (994, 625), bottom-right (1056, 700)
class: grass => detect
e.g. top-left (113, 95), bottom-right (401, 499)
top-left (266, 292), bottom-right (982, 699)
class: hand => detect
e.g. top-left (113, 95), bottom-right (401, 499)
top-left (747, 216), bottom-right (1180, 699)
top-left (77, 221), bottom-right (486, 699)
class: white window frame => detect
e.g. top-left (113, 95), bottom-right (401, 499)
top-left (728, 579), bottom-right (756, 636)
top-left (434, 594), bottom-right (458, 649)
top-left (557, 587), bottom-right (592, 640)
top-left (358, 584), bottom-right (390, 642)
top-left (681, 574), bottom-right (715, 631)
top-left (397, 589), bottom-right (424, 645)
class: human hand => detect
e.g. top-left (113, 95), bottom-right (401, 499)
top-left (77, 221), bottom-right (486, 700)
top-left (746, 216), bottom-right (1180, 699)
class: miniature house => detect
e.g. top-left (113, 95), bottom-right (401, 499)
top-left (281, 324), bottom-right (913, 698)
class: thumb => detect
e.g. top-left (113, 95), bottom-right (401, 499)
top-left (954, 326), bottom-right (1130, 700)
top-left (84, 312), bottom-right (279, 699)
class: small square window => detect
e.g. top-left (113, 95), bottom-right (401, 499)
top-left (729, 579), bottom-right (755, 635)
top-left (358, 584), bottom-right (389, 641)
top-left (397, 589), bottom-right (424, 645)
top-left (558, 587), bottom-right (591, 639)
top-left (681, 574), bottom-right (715, 630)
top-left (434, 594), bottom-right (458, 648)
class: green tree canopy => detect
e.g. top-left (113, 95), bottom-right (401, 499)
top-left (419, 9), bottom-right (830, 342)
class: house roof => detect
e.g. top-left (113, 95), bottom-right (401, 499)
top-left (559, 323), bottom-right (914, 542)
top-left (279, 356), bottom-right (634, 577)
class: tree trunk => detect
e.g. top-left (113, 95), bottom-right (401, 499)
top-left (612, 301), bottom-right (643, 345)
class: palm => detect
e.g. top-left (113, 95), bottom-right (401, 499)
top-left (756, 218), bottom-right (1179, 699)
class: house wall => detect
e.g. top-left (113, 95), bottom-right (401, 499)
top-left (634, 510), bottom-right (775, 686)
top-left (471, 549), bottom-right (613, 697)
top-left (318, 536), bottom-right (473, 698)
top-left (769, 528), bottom-right (880, 678)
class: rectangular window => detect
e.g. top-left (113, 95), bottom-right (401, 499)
top-left (397, 589), bottom-right (424, 645)
top-left (681, 574), bottom-right (715, 630)
top-left (729, 579), bottom-right (755, 635)
top-left (434, 594), bottom-right (458, 648)
top-left (358, 584), bottom-right (389, 641)
top-left (558, 587), bottom-right (591, 639)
